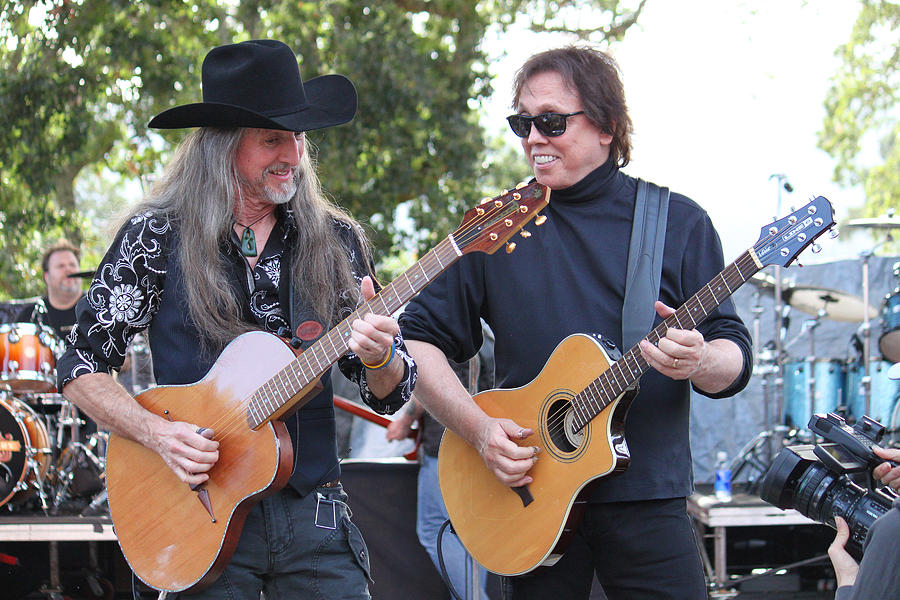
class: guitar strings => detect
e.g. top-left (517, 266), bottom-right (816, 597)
top-left (189, 197), bottom-right (530, 445)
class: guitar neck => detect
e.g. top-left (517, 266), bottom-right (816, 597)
top-left (246, 237), bottom-right (461, 428)
top-left (570, 249), bottom-right (760, 431)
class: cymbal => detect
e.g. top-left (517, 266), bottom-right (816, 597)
top-left (782, 285), bottom-right (878, 322)
top-left (847, 215), bottom-right (900, 230)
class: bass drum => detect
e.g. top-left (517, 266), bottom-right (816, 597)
top-left (846, 360), bottom-right (900, 427)
top-left (782, 359), bottom-right (846, 430)
top-left (879, 292), bottom-right (900, 363)
top-left (0, 322), bottom-right (60, 393)
top-left (0, 394), bottom-right (51, 507)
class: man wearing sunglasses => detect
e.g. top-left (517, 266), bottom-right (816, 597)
top-left (400, 46), bottom-right (752, 599)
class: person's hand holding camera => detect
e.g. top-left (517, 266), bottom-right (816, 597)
top-left (828, 446), bottom-right (900, 588)
top-left (871, 446), bottom-right (900, 492)
top-left (828, 516), bottom-right (859, 587)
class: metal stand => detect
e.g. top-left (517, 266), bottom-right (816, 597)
top-left (860, 250), bottom-right (874, 417)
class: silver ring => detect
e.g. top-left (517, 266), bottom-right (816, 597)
top-left (674, 358), bottom-right (679, 369)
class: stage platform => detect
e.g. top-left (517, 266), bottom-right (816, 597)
top-left (689, 485), bottom-right (836, 597)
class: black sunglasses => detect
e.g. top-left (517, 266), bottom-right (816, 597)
top-left (506, 111), bottom-right (584, 138)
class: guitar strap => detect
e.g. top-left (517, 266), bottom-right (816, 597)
top-left (622, 178), bottom-right (670, 350)
top-left (281, 248), bottom-right (326, 351)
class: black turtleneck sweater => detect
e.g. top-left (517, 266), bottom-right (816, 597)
top-left (400, 156), bottom-right (752, 502)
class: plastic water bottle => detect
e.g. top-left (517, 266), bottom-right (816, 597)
top-left (714, 451), bottom-right (732, 502)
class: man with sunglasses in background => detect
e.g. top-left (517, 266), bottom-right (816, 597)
top-left (400, 46), bottom-right (752, 599)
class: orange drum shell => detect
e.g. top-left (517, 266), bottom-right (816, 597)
top-left (0, 396), bottom-right (51, 506)
top-left (0, 323), bottom-right (58, 393)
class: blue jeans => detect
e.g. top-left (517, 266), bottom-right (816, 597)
top-left (179, 484), bottom-right (371, 600)
top-left (418, 454), bottom-right (490, 599)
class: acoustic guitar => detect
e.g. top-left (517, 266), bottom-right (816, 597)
top-left (104, 182), bottom-right (550, 593)
top-left (438, 196), bottom-right (836, 576)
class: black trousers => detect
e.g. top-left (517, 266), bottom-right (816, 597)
top-left (501, 497), bottom-right (707, 600)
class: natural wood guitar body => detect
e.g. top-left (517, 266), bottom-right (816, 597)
top-left (105, 332), bottom-right (298, 592)
top-left (438, 334), bottom-right (633, 576)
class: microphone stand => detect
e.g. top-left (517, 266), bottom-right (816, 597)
top-left (768, 173), bottom-right (793, 457)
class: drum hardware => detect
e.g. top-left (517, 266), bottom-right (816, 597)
top-left (844, 219), bottom-right (900, 416)
top-left (50, 433), bottom-right (107, 514)
top-left (0, 389), bottom-right (109, 516)
top-left (730, 425), bottom-right (802, 494)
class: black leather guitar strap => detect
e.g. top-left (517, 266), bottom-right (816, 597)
top-left (622, 178), bottom-right (670, 350)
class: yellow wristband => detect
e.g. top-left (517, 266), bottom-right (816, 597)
top-left (362, 343), bottom-right (395, 370)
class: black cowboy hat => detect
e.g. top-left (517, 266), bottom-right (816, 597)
top-left (148, 39), bottom-right (357, 132)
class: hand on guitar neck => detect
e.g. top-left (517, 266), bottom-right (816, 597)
top-left (638, 300), bottom-right (744, 394)
top-left (349, 276), bottom-right (405, 397)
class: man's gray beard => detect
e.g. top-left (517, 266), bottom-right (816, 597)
top-left (264, 171), bottom-right (300, 205)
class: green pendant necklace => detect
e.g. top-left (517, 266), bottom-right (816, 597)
top-left (235, 213), bottom-right (268, 257)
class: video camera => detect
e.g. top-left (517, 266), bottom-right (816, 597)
top-left (759, 412), bottom-right (897, 560)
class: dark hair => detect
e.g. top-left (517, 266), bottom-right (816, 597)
top-left (41, 240), bottom-right (80, 272)
top-left (512, 46), bottom-right (633, 167)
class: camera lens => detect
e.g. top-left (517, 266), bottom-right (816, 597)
top-left (759, 445), bottom-right (894, 560)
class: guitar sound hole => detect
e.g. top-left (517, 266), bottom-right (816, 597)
top-left (546, 399), bottom-right (580, 453)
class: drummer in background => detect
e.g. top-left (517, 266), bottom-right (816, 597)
top-left (16, 240), bottom-right (84, 341)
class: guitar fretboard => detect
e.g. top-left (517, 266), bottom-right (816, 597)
top-left (245, 237), bottom-right (461, 428)
top-left (569, 250), bottom-right (760, 432)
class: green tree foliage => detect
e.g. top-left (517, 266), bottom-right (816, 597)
top-left (819, 0), bottom-right (900, 217)
top-left (0, 0), bottom-right (643, 299)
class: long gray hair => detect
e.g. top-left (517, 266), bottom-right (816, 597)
top-left (132, 127), bottom-right (367, 351)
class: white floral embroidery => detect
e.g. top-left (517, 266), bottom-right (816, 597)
top-left (109, 284), bottom-right (144, 322)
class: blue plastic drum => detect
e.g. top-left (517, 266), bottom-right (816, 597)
top-left (879, 292), bottom-right (900, 363)
top-left (782, 359), bottom-right (846, 429)
top-left (845, 360), bottom-right (900, 426)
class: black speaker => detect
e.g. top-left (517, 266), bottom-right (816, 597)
top-left (341, 459), bottom-right (451, 599)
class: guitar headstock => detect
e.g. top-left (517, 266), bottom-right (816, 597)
top-left (454, 182), bottom-right (550, 255)
top-left (754, 196), bottom-right (837, 267)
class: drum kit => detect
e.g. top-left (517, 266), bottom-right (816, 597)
top-left (0, 319), bottom-right (152, 516)
top-left (0, 321), bottom-right (108, 515)
top-left (735, 212), bottom-right (900, 486)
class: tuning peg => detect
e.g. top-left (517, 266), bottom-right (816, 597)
top-left (812, 243), bottom-right (822, 254)
top-left (515, 181), bottom-right (528, 189)
top-left (830, 227), bottom-right (840, 239)
top-left (506, 242), bottom-right (517, 254)
top-left (520, 230), bottom-right (531, 238)
top-left (534, 213), bottom-right (547, 226)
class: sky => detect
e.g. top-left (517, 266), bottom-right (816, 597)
top-left (482, 0), bottom-right (877, 270)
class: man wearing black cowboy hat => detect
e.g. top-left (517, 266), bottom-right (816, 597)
top-left (57, 39), bottom-right (416, 598)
